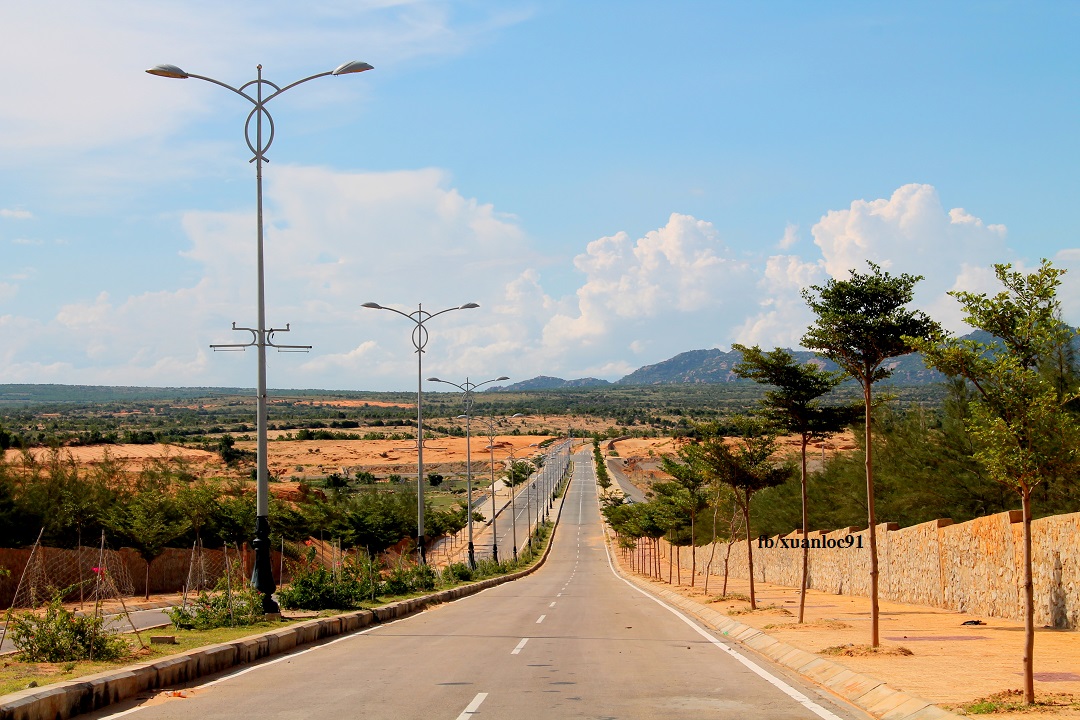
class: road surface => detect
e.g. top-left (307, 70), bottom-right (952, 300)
top-left (84, 452), bottom-right (867, 720)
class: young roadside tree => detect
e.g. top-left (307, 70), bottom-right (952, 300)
top-left (732, 344), bottom-right (855, 622)
top-left (109, 474), bottom-right (189, 600)
top-left (909, 260), bottom-right (1080, 705)
top-left (802, 262), bottom-right (939, 646)
top-left (659, 444), bottom-right (709, 586)
top-left (650, 481), bottom-right (697, 585)
top-left (698, 421), bottom-right (790, 609)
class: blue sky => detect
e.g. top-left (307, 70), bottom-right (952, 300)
top-left (1, 1), bottom-right (1078, 391)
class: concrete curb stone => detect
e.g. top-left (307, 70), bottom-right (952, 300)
top-left (0, 472), bottom-right (575, 720)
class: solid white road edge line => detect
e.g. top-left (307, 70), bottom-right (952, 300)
top-left (455, 692), bottom-right (489, 720)
top-left (592, 467), bottom-right (846, 720)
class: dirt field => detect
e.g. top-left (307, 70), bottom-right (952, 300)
top-left (2, 433), bottom-right (561, 480)
top-left (3, 444), bottom-right (220, 468)
top-left (239, 435), bottom-right (556, 479)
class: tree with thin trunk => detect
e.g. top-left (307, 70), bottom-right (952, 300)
top-left (109, 473), bottom-right (189, 600)
top-left (732, 344), bottom-right (855, 622)
top-left (909, 260), bottom-right (1080, 705)
top-left (720, 503), bottom-right (743, 597)
top-left (659, 445), bottom-right (709, 587)
top-left (702, 482), bottom-right (736, 595)
top-left (698, 420), bottom-right (789, 609)
top-left (802, 262), bottom-right (939, 646)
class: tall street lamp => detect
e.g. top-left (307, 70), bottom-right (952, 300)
top-left (478, 412), bottom-right (522, 563)
top-left (148, 60), bottom-right (373, 613)
top-left (362, 302), bottom-right (478, 564)
top-left (428, 375), bottom-right (508, 568)
top-left (506, 441), bottom-right (524, 561)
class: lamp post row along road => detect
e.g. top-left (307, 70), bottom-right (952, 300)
top-left (476, 412), bottom-right (523, 563)
top-left (362, 302), bottom-right (479, 564)
top-left (427, 376), bottom-right (509, 568)
top-left (147, 60), bottom-right (373, 613)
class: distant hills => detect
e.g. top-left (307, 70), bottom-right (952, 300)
top-left (493, 342), bottom-right (962, 391)
top-left (613, 346), bottom-right (945, 386)
top-left (494, 376), bottom-right (613, 391)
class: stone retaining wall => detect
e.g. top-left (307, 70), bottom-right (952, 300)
top-left (657, 510), bottom-right (1080, 629)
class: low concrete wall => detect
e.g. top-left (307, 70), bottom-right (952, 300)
top-left (656, 510), bottom-right (1080, 629)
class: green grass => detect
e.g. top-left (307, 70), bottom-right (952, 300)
top-left (0, 619), bottom-right (304, 696)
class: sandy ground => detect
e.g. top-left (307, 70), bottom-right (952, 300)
top-left (3, 445), bottom-right (220, 468)
top-left (237, 435), bottom-right (555, 479)
top-left (3, 435), bottom-right (562, 481)
top-left (605, 430), bottom-right (859, 496)
top-left (614, 547), bottom-right (1080, 717)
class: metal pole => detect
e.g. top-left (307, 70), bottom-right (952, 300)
top-left (416, 309), bottom-right (426, 565)
top-left (489, 421), bottom-right (499, 563)
top-left (150, 60), bottom-right (372, 614)
top-left (428, 376), bottom-right (506, 567)
top-left (525, 450), bottom-right (532, 551)
top-left (510, 445), bottom-right (518, 561)
top-left (465, 407), bottom-right (474, 568)
top-left (361, 302), bottom-right (478, 566)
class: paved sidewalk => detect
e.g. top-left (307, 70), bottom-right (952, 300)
top-left (613, 554), bottom-right (1080, 718)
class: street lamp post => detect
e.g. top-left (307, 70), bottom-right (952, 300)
top-left (148, 60), bottom-right (373, 614)
top-left (362, 302), bottom-right (478, 564)
top-left (428, 376), bottom-right (509, 568)
top-left (507, 442), bottom-right (522, 561)
top-left (477, 412), bottom-right (522, 563)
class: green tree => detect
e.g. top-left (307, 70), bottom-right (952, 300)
top-left (801, 262), bottom-right (939, 645)
top-left (698, 420), bottom-right (789, 608)
top-left (909, 260), bottom-right (1080, 704)
top-left (732, 344), bottom-right (855, 622)
top-left (659, 444), bottom-right (709, 586)
top-left (426, 472), bottom-right (445, 488)
top-left (108, 474), bottom-right (189, 600)
top-left (176, 478), bottom-right (220, 546)
top-left (506, 460), bottom-right (533, 487)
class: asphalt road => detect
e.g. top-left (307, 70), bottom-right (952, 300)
top-left (85, 453), bottom-right (868, 720)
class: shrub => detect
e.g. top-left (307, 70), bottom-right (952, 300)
top-left (443, 562), bottom-right (473, 583)
top-left (410, 564), bottom-right (437, 591)
top-left (277, 549), bottom-right (382, 610)
top-left (167, 579), bottom-right (265, 630)
top-left (383, 566), bottom-right (412, 596)
top-left (9, 596), bottom-right (128, 662)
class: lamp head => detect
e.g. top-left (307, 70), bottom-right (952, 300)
top-left (427, 377), bottom-right (442, 382)
top-left (459, 302), bottom-right (480, 310)
top-left (361, 302), bottom-right (382, 309)
top-left (332, 60), bottom-right (374, 75)
top-left (146, 64), bottom-right (189, 79)
top-left (496, 376), bottom-right (509, 381)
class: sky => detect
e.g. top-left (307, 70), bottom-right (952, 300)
top-left (1, 1), bottom-right (1078, 392)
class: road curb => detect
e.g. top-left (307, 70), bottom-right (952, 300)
top-left (614, 570), bottom-right (962, 720)
top-left (0, 471), bottom-right (574, 720)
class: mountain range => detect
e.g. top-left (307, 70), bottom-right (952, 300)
top-left (493, 344), bottom-right (956, 391)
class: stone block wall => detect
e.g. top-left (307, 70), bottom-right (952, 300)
top-left (657, 510), bottom-right (1080, 629)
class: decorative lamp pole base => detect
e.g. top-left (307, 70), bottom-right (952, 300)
top-left (468, 542), bottom-right (475, 569)
top-left (251, 515), bottom-right (279, 614)
top-left (492, 544), bottom-right (499, 563)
